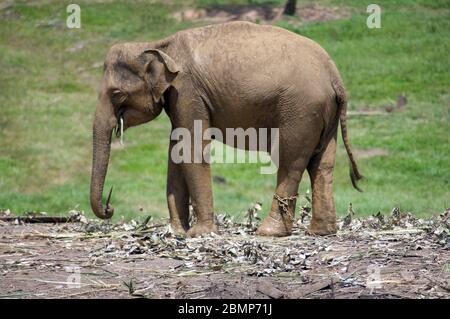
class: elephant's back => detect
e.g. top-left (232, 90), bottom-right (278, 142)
top-left (177, 21), bottom-right (334, 89)
top-left (178, 21), bottom-right (331, 69)
top-left (174, 22), bottom-right (338, 128)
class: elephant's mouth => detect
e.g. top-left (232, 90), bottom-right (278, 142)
top-left (146, 101), bottom-right (162, 118)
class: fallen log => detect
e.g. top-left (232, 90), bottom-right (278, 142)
top-left (288, 276), bottom-right (341, 298)
top-left (0, 215), bottom-right (79, 223)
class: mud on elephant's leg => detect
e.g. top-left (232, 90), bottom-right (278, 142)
top-left (256, 161), bottom-right (306, 237)
top-left (307, 135), bottom-right (338, 235)
top-left (167, 142), bottom-right (190, 234)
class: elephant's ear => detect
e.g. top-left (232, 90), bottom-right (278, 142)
top-left (143, 49), bottom-right (180, 104)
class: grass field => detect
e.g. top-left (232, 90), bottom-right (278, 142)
top-left (0, 0), bottom-right (449, 221)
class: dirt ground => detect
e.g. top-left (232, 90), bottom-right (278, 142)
top-left (0, 209), bottom-right (448, 299)
top-left (174, 3), bottom-right (352, 25)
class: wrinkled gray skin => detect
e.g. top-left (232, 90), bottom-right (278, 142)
top-left (90, 21), bottom-right (362, 237)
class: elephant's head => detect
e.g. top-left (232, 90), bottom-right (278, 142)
top-left (90, 43), bottom-right (180, 219)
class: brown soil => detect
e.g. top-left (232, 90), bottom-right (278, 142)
top-left (0, 210), bottom-right (448, 299)
top-left (174, 4), bottom-right (351, 24)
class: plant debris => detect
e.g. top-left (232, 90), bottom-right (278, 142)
top-left (0, 207), bottom-right (448, 299)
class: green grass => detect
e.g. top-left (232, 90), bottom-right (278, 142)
top-left (0, 0), bottom-right (448, 222)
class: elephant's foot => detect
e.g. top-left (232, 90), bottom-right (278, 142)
top-left (307, 217), bottom-right (337, 236)
top-left (256, 211), bottom-right (293, 237)
top-left (169, 222), bottom-right (188, 235)
top-left (187, 221), bottom-right (218, 237)
top-left (169, 218), bottom-right (189, 235)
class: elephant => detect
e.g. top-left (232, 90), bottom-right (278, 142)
top-left (90, 21), bottom-right (362, 237)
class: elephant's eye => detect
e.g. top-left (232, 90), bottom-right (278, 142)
top-left (111, 89), bottom-right (127, 105)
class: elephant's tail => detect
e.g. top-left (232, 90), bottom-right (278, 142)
top-left (332, 80), bottom-right (363, 192)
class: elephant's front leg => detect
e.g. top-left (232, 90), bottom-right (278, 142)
top-left (167, 141), bottom-right (190, 234)
top-left (182, 161), bottom-right (218, 237)
top-left (178, 120), bottom-right (217, 237)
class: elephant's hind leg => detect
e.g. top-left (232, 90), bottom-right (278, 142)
top-left (255, 109), bottom-right (323, 237)
top-left (307, 131), bottom-right (338, 235)
top-left (256, 156), bottom-right (309, 237)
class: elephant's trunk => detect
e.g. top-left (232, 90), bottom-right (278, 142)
top-left (90, 96), bottom-right (116, 219)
